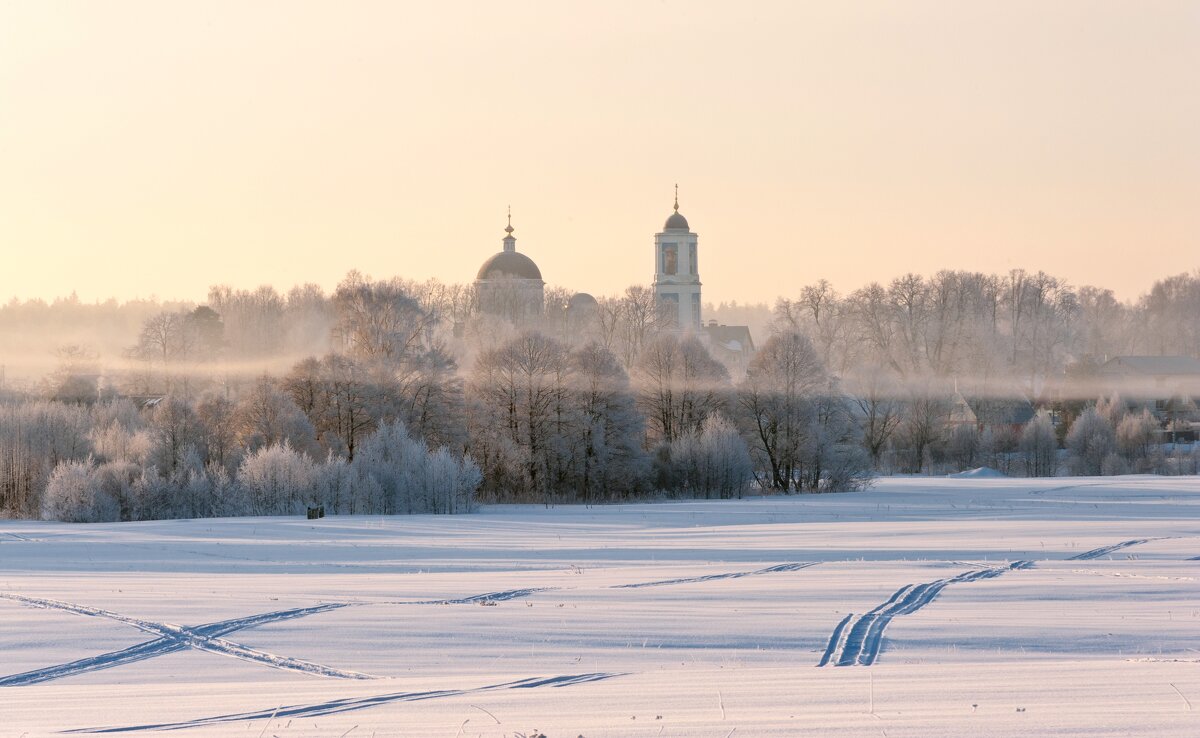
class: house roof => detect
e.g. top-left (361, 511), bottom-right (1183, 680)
top-left (1101, 356), bottom-right (1200, 376)
top-left (966, 397), bottom-right (1037, 426)
top-left (702, 323), bottom-right (755, 354)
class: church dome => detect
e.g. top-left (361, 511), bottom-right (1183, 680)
top-left (568, 292), bottom-right (598, 309)
top-left (476, 251), bottom-right (543, 281)
top-left (663, 211), bottom-right (690, 231)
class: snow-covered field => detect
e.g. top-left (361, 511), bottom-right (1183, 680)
top-left (2, 476), bottom-right (1199, 737)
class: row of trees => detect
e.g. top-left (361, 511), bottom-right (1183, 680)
top-left (5, 269), bottom-right (1200, 521)
top-left (2, 323), bottom-right (874, 520)
top-left (7, 269), bottom-right (1200, 396)
top-left (774, 270), bottom-right (1200, 397)
top-left (3, 396), bottom-right (478, 523)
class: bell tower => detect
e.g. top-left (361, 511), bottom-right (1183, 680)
top-left (653, 185), bottom-right (701, 331)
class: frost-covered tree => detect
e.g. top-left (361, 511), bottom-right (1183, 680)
top-left (146, 395), bottom-right (204, 475)
top-left (195, 393), bottom-right (239, 471)
top-left (668, 414), bottom-right (754, 499)
top-left (1020, 413), bottom-right (1058, 477)
top-left (1116, 409), bottom-right (1157, 470)
top-left (206, 285), bottom-right (286, 359)
top-left (236, 442), bottom-right (318, 516)
top-left (1, 401), bottom-right (93, 516)
top-left (1065, 406), bottom-right (1116, 476)
top-left (89, 400), bottom-right (153, 467)
top-left (345, 421), bottom-right (478, 514)
top-left (798, 394), bottom-right (872, 492)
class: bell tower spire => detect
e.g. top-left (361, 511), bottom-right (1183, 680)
top-left (502, 205), bottom-right (516, 252)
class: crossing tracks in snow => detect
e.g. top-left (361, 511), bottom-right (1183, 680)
top-left (0, 593), bottom-right (376, 682)
top-left (0, 587), bottom-right (566, 686)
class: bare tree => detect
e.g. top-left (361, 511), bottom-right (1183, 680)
top-left (333, 271), bottom-right (436, 362)
top-left (737, 331), bottom-right (826, 491)
top-left (232, 376), bottom-right (319, 458)
top-left (568, 341), bottom-right (648, 501)
top-left (846, 368), bottom-right (903, 469)
top-left (634, 334), bottom-right (730, 444)
top-left (470, 331), bottom-right (571, 502)
top-left (895, 386), bottom-right (949, 474)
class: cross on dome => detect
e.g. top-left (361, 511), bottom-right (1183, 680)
top-left (664, 184), bottom-right (689, 231)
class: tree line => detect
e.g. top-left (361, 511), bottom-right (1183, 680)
top-left (2, 268), bottom-right (1199, 521)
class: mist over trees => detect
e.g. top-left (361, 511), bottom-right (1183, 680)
top-left (3, 268), bottom-right (1200, 522)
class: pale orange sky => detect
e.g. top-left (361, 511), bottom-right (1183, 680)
top-left (1, 1), bottom-right (1197, 306)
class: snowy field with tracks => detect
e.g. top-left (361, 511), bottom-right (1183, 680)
top-left (2, 475), bottom-right (1199, 736)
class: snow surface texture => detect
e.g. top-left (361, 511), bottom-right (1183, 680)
top-left (2, 475), bottom-right (1199, 736)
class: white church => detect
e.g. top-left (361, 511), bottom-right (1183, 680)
top-left (473, 189), bottom-right (755, 362)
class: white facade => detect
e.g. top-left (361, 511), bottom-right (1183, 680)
top-left (653, 197), bottom-right (702, 331)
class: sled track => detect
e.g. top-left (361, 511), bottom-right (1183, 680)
top-left (612, 562), bottom-right (819, 589)
top-left (1027, 481), bottom-right (1117, 496)
top-left (67, 672), bottom-right (625, 733)
top-left (817, 561), bottom-right (1033, 667)
top-left (0, 593), bottom-right (374, 683)
top-left (1068, 538), bottom-right (1162, 560)
top-left (1, 587), bottom-right (560, 686)
top-left (432, 587), bottom-right (554, 604)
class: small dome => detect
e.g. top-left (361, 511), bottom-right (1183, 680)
top-left (568, 292), bottom-right (598, 309)
top-left (476, 251), bottom-right (543, 281)
top-left (664, 211), bottom-right (690, 231)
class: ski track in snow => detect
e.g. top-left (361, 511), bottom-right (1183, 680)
top-left (1027, 481), bottom-right (1117, 496)
top-left (1067, 538), bottom-right (1162, 560)
top-left (4, 567), bottom-right (821, 688)
top-left (0, 587), bottom-right (564, 687)
top-left (65, 672), bottom-right (626, 733)
top-left (413, 587), bottom-right (556, 604)
top-left (611, 562), bottom-right (819, 589)
top-left (817, 561), bottom-right (1033, 667)
top-left (0, 602), bottom-right (352, 687)
top-left (0, 593), bottom-right (375, 682)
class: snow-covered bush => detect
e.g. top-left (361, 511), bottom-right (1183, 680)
top-left (819, 439), bottom-right (874, 492)
top-left (668, 415), bottom-right (754, 499)
top-left (41, 458), bottom-right (119, 523)
top-left (237, 442), bottom-right (319, 516)
top-left (343, 421), bottom-right (479, 514)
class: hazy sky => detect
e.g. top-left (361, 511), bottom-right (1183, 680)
top-left (2, 1), bottom-right (1197, 306)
